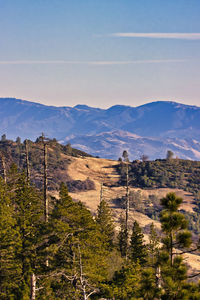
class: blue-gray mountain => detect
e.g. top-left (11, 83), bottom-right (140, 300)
top-left (1, 97), bottom-right (200, 160)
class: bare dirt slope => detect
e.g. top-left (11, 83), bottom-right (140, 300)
top-left (66, 156), bottom-right (199, 273)
top-left (67, 156), bottom-right (196, 214)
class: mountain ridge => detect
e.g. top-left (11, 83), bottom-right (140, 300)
top-left (0, 97), bottom-right (200, 160)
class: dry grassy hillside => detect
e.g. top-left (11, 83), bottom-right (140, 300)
top-left (63, 155), bottom-right (200, 274)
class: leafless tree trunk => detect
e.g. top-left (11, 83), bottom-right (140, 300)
top-left (1, 154), bottom-right (7, 183)
top-left (125, 162), bottom-right (129, 260)
top-left (25, 139), bottom-right (30, 183)
top-left (43, 142), bottom-right (48, 223)
top-left (30, 273), bottom-right (36, 300)
top-left (125, 162), bottom-right (129, 233)
top-left (25, 141), bottom-right (37, 300)
top-left (156, 265), bottom-right (162, 289)
top-left (100, 182), bottom-right (103, 203)
top-left (77, 244), bottom-right (97, 300)
top-left (42, 135), bottom-right (49, 268)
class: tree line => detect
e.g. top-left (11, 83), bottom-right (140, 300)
top-left (0, 140), bottom-right (200, 299)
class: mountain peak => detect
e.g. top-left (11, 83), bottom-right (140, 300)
top-left (0, 97), bottom-right (200, 160)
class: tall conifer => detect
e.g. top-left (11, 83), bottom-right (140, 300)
top-left (129, 221), bottom-right (147, 265)
top-left (96, 199), bottom-right (115, 249)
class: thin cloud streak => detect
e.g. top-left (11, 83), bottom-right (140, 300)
top-left (111, 33), bottom-right (200, 40)
top-left (0, 59), bottom-right (187, 65)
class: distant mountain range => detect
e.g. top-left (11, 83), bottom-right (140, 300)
top-left (0, 97), bottom-right (200, 160)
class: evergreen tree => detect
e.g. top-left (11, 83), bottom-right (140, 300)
top-left (96, 199), bottom-right (115, 249)
top-left (46, 183), bottom-right (109, 299)
top-left (159, 193), bottom-right (193, 299)
top-left (1, 134), bottom-right (6, 142)
top-left (166, 150), bottom-right (174, 160)
top-left (139, 268), bottom-right (161, 300)
top-left (110, 264), bottom-right (141, 299)
top-left (0, 178), bottom-right (21, 299)
top-left (13, 173), bottom-right (43, 299)
top-left (148, 222), bottom-right (160, 267)
top-left (117, 213), bottom-right (128, 257)
top-left (129, 221), bottom-right (147, 265)
top-left (160, 192), bottom-right (192, 265)
top-left (122, 150), bottom-right (129, 162)
top-left (160, 255), bottom-right (189, 299)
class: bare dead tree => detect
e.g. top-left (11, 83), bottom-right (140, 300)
top-left (125, 162), bottom-right (129, 235)
top-left (30, 273), bottom-right (36, 300)
top-left (0, 153), bottom-right (7, 184)
top-left (42, 135), bottom-right (49, 269)
top-left (25, 139), bottom-right (30, 183)
top-left (41, 134), bottom-right (48, 223)
top-left (44, 142), bottom-right (48, 222)
top-left (100, 182), bottom-right (103, 203)
top-left (25, 140), bottom-right (37, 300)
top-left (77, 244), bottom-right (98, 300)
top-left (122, 151), bottom-right (130, 233)
top-left (122, 150), bottom-right (130, 260)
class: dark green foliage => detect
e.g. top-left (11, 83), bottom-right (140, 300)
top-left (0, 141), bottom-right (199, 298)
top-left (0, 169), bottom-right (44, 299)
top-left (96, 199), bottom-right (115, 249)
top-left (108, 264), bottom-right (141, 299)
top-left (0, 137), bottom-right (93, 192)
top-left (182, 210), bottom-right (200, 235)
top-left (45, 183), bottom-right (110, 299)
top-left (160, 255), bottom-right (189, 299)
top-left (129, 221), bottom-right (147, 265)
top-left (13, 173), bottom-right (44, 299)
top-left (139, 268), bottom-right (161, 299)
top-left (117, 213), bottom-right (128, 257)
top-left (0, 179), bottom-right (21, 299)
top-left (147, 222), bottom-right (160, 267)
top-left (117, 158), bottom-right (200, 195)
top-left (160, 193), bottom-right (192, 264)
top-left (159, 193), bottom-right (195, 299)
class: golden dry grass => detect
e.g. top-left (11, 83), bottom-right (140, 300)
top-left (58, 155), bottom-right (200, 273)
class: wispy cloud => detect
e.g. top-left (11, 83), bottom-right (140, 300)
top-left (0, 59), bottom-right (187, 65)
top-left (111, 33), bottom-right (200, 40)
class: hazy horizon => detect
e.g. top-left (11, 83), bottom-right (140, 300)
top-left (0, 96), bottom-right (199, 110)
top-left (0, 0), bottom-right (200, 108)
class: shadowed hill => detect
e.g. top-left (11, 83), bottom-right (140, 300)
top-left (1, 98), bottom-right (200, 160)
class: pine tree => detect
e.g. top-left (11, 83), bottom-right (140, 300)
top-left (46, 183), bottom-right (109, 299)
top-left (117, 213), bottom-right (128, 257)
top-left (139, 268), bottom-right (161, 300)
top-left (129, 221), bottom-right (147, 265)
top-left (160, 192), bottom-right (192, 266)
top-left (0, 178), bottom-right (21, 299)
top-left (110, 264), bottom-right (141, 299)
top-left (13, 173), bottom-right (43, 299)
top-left (148, 222), bottom-right (160, 267)
top-left (159, 192), bottom-right (193, 299)
top-left (96, 199), bottom-right (115, 249)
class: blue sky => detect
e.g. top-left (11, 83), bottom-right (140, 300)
top-left (0, 0), bottom-right (200, 107)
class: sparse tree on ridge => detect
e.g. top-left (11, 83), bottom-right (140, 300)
top-left (141, 154), bottom-right (149, 162)
top-left (166, 150), bottom-right (174, 160)
top-left (1, 134), bottom-right (6, 142)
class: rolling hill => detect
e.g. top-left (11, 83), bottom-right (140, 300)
top-left (0, 97), bottom-right (200, 160)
